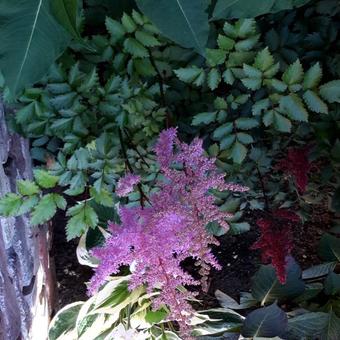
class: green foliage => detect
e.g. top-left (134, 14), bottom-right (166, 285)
top-left (212, 0), bottom-right (312, 20)
top-left (136, 0), bottom-right (210, 55)
top-left (0, 0), bottom-right (70, 97)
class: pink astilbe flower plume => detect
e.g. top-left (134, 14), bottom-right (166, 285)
top-left (89, 128), bottom-right (247, 336)
top-left (116, 173), bottom-right (141, 197)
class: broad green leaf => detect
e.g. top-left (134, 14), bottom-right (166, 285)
top-left (242, 303), bottom-right (287, 338)
top-left (145, 309), bottom-right (168, 324)
top-left (280, 94), bottom-right (308, 121)
top-left (303, 63), bottom-right (322, 89)
top-left (282, 59), bottom-right (304, 85)
top-left (175, 67), bottom-right (205, 86)
top-left (0, 193), bottom-right (22, 216)
top-left (215, 290), bottom-right (255, 310)
top-left (303, 90), bottom-right (328, 114)
top-left (287, 312), bottom-right (329, 339)
top-left (136, 0), bottom-right (210, 55)
top-left (192, 112), bottom-right (217, 126)
top-left (0, 0), bottom-right (70, 96)
top-left (324, 272), bottom-right (340, 295)
top-left (17, 180), bottom-right (40, 196)
top-left (251, 257), bottom-right (305, 305)
top-left (230, 141), bottom-right (247, 164)
top-left (293, 283), bottom-right (323, 303)
top-left (34, 169), bottom-right (59, 189)
top-left (252, 98), bottom-right (270, 116)
top-left (318, 233), bottom-right (340, 261)
top-left (52, 0), bottom-right (80, 39)
top-left (302, 262), bottom-right (337, 279)
top-left (212, 0), bottom-right (311, 20)
top-left (207, 68), bottom-right (221, 90)
top-left (319, 80), bottom-right (340, 103)
top-left (49, 301), bottom-right (83, 340)
top-left (66, 202), bottom-right (99, 240)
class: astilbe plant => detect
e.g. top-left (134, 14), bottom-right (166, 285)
top-left (89, 128), bottom-right (247, 335)
top-left (278, 147), bottom-right (311, 193)
top-left (251, 209), bottom-right (300, 283)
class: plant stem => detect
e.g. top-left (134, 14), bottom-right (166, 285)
top-left (256, 165), bottom-right (270, 211)
top-left (118, 129), bottom-right (151, 207)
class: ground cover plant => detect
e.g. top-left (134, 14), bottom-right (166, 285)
top-left (0, 0), bottom-right (339, 339)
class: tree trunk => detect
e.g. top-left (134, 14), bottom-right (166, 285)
top-left (0, 100), bottom-right (54, 340)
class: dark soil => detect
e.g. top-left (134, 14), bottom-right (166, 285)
top-left (51, 205), bottom-right (332, 312)
top-left (51, 211), bottom-right (93, 311)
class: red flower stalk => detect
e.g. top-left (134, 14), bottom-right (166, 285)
top-left (251, 209), bottom-right (298, 283)
top-left (278, 147), bottom-right (311, 193)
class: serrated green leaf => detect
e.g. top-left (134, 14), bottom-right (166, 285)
top-left (252, 98), bottom-right (270, 116)
top-left (273, 112), bottom-right (292, 132)
top-left (265, 78), bottom-right (287, 92)
top-left (34, 169), bottom-right (59, 189)
top-left (241, 77), bottom-right (262, 90)
top-left (254, 48), bottom-right (274, 72)
top-left (78, 68), bottom-right (98, 93)
top-left (174, 67), bottom-right (205, 86)
top-left (207, 68), bottom-right (221, 90)
top-left (17, 180), bottom-right (40, 196)
top-left (206, 48), bottom-right (227, 67)
top-left (90, 187), bottom-right (114, 207)
top-left (121, 13), bottom-right (137, 33)
top-left (234, 35), bottom-right (259, 51)
top-left (230, 141), bottom-right (247, 163)
top-left (280, 94), bottom-right (308, 121)
top-left (214, 97), bottom-right (228, 110)
top-left (212, 122), bottom-right (233, 140)
top-left (263, 110), bottom-right (274, 126)
top-left (237, 132), bottom-right (254, 144)
top-left (105, 17), bottom-right (126, 40)
top-left (282, 59), bottom-right (303, 85)
top-left (123, 38), bottom-right (149, 58)
top-left (18, 195), bottom-right (39, 215)
top-left (303, 62), bottom-right (322, 89)
top-left (319, 80), bottom-right (340, 103)
top-left (222, 69), bottom-right (235, 85)
top-left (303, 90), bottom-right (328, 114)
top-left (217, 34), bottom-right (235, 51)
top-left (31, 194), bottom-right (62, 225)
top-left (220, 135), bottom-right (236, 149)
top-left (135, 30), bottom-right (161, 47)
top-left (66, 202), bottom-right (98, 240)
top-left (243, 64), bottom-right (262, 78)
top-left (192, 111), bottom-right (217, 126)
top-left (0, 193), bottom-right (22, 216)
top-left (235, 117), bottom-right (259, 129)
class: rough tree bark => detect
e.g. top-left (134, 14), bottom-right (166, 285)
top-left (0, 100), bottom-right (54, 340)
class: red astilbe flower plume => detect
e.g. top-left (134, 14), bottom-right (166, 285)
top-left (89, 128), bottom-right (247, 336)
top-left (278, 147), bottom-right (311, 193)
top-left (251, 209), bottom-right (298, 284)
